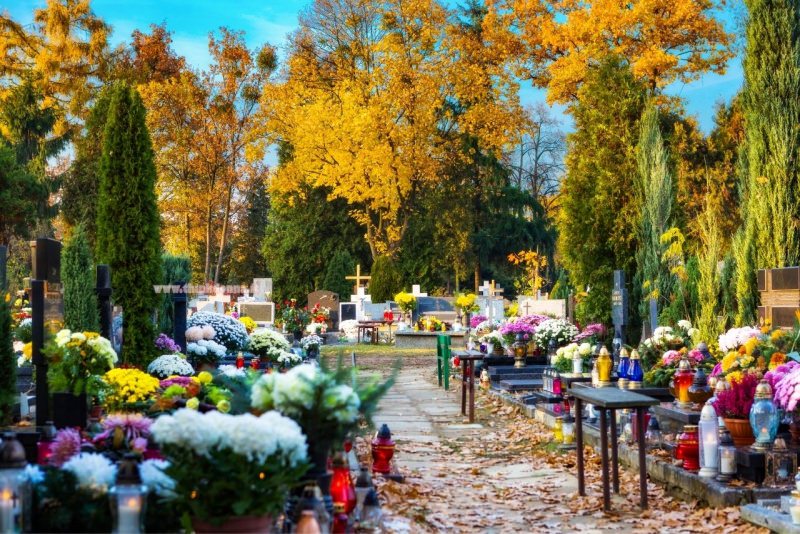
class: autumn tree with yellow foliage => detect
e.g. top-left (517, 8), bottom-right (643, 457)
top-left (261, 0), bottom-right (525, 260)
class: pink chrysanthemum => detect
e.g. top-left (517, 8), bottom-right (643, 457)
top-left (49, 428), bottom-right (82, 467)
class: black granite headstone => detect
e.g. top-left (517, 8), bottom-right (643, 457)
top-left (414, 297), bottom-right (454, 321)
top-left (611, 270), bottom-right (628, 344)
top-left (31, 280), bottom-right (49, 426)
top-left (33, 238), bottom-right (61, 284)
top-left (340, 302), bottom-right (357, 322)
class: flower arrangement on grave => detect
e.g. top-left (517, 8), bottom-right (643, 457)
top-left (44, 329), bottom-right (118, 396)
top-left (276, 299), bottom-right (311, 333)
top-left (15, 317), bottom-right (32, 343)
top-left (101, 368), bottom-right (160, 412)
top-left (301, 334), bottom-right (323, 351)
top-left (772, 365), bottom-right (800, 413)
top-left (185, 325), bottom-right (227, 365)
top-left (394, 292), bottom-right (417, 313)
top-left (239, 315), bottom-right (257, 334)
top-left (505, 302), bottom-right (519, 317)
top-left (9, 295), bottom-right (31, 329)
top-left (276, 350), bottom-right (303, 369)
top-left (479, 330), bottom-right (505, 350)
top-left (250, 361), bottom-right (394, 461)
top-left (499, 321), bottom-right (535, 345)
top-left (151, 371), bottom-right (231, 414)
top-left (306, 321), bottom-right (327, 334)
top-left (154, 333), bottom-right (181, 353)
top-left (714, 373), bottom-right (759, 419)
top-left (474, 318), bottom-right (502, 333)
top-left (455, 293), bottom-right (479, 314)
top-left (718, 326), bottom-right (763, 353)
top-left (91, 413), bottom-right (153, 458)
top-left (514, 314), bottom-right (551, 328)
top-left (644, 347), bottom-right (713, 387)
top-left (16, 340), bottom-right (32, 367)
top-left (249, 329), bottom-right (292, 360)
top-left (533, 319), bottom-right (579, 350)
top-left (573, 323), bottom-right (607, 344)
top-left (151, 408), bottom-right (309, 525)
top-left (553, 342), bottom-right (593, 373)
top-left (310, 303), bottom-right (331, 323)
top-left (146, 353), bottom-right (195, 379)
top-left (417, 316), bottom-right (445, 332)
top-left (638, 322), bottom-right (697, 371)
top-left (187, 311), bottom-right (249, 351)
top-left (470, 314), bottom-right (488, 329)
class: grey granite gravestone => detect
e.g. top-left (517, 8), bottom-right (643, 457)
top-left (611, 270), bottom-right (628, 343)
top-left (414, 296), bottom-right (456, 322)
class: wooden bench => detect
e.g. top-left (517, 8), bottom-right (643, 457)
top-left (570, 384), bottom-right (659, 511)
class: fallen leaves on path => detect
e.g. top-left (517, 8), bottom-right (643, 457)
top-left (349, 355), bottom-right (768, 533)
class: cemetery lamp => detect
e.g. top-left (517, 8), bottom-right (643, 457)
top-left (596, 347), bottom-right (613, 387)
top-left (644, 416), bottom-right (662, 450)
top-left (359, 489), bottom-right (383, 531)
top-left (698, 401), bottom-right (719, 478)
top-left (626, 350), bottom-right (643, 389)
top-left (109, 454), bottom-right (147, 534)
top-left (370, 424), bottom-right (395, 475)
top-left (329, 452), bottom-right (357, 514)
top-left (571, 350), bottom-right (583, 377)
top-left (512, 334), bottom-right (527, 369)
top-left (0, 433), bottom-right (27, 533)
top-left (749, 379), bottom-right (779, 451)
top-left (764, 437), bottom-right (798, 487)
top-left (552, 371), bottom-right (562, 396)
top-left (354, 465), bottom-right (373, 521)
top-left (562, 414), bottom-right (576, 446)
top-left (36, 421), bottom-right (56, 466)
top-left (547, 339), bottom-right (557, 365)
top-left (676, 425), bottom-right (700, 472)
top-left (616, 348), bottom-right (630, 389)
top-left (552, 417), bottom-right (564, 443)
top-left (672, 358), bottom-right (695, 410)
top-left (716, 429), bottom-right (737, 483)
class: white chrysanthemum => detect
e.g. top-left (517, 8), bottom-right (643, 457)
top-left (62, 453), bottom-right (117, 492)
top-left (578, 342), bottom-right (592, 356)
top-left (677, 320), bottom-right (692, 330)
top-left (147, 354), bottom-right (194, 378)
top-left (21, 465), bottom-right (44, 485)
top-left (140, 459), bottom-right (176, 499)
top-left (55, 329), bottom-right (72, 347)
top-left (251, 372), bottom-right (278, 411)
top-left (70, 332), bottom-right (87, 343)
top-left (152, 408), bottom-right (222, 457)
top-left (218, 364), bottom-right (246, 378)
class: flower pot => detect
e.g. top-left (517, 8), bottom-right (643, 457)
top-left (724, 417), bottom-right (755, 447)
top-left (492, 344), bottom-right (504, 357)
top-left (191, 515), bottom-right (274, 533)
top-left (52, 392), bottom-right (88, 429)
top-left (293, 330), bottom-right (303, 342)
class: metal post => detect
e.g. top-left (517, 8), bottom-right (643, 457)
top-left (96, 265), bottom-right (112, 340)
top-left (31, 280), bottom-right (49, 426)
top-left (171, 283), bottom-right (187, 351)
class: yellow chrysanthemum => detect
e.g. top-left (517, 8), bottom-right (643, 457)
top-left (726, 370), bottom-right (744, 384)
top-left (771, 330), bottom-right (786, 342)
top-left (721, 352), bottom-right (738, 373)
top-left (197, 371), bottom-right (212, 384)
top-left (744, 337), bottom-right (759, 356)
top-left (22, 342), bottom-right (32, 361)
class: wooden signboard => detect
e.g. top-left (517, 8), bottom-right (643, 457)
top-left (758, 267), bottom-right (800, 328)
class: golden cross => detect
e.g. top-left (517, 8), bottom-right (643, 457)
top-left (345, 264), bottom-right (371, 294)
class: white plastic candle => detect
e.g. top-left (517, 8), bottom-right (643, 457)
top-left (703, 435), bottom-right (717, 468)
top-left (0, 489), bottom-right (14, 532)
top-left (117, 495), bottom-right (141, 534)
top-left (792, 505), bottom-right (800, 525)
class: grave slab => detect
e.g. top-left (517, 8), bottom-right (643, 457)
top-left (498, 379), bottom-right (543, 391)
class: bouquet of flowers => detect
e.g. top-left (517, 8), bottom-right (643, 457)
top-left (718, 343), bottom-right (767, 384)
top-left (276, 299), bottom-right (311, 333)
top-left (15, 317), bottom-right (32, 343)
top-left (553, 342), bottom-right (593, 373)
top-left (276, 350), bottom-right (303, 369)
top-left (474, 318), bottom-right (502, 333)
top-left (44, 330), bottom-right (117, 396)
top-left (101, 368), bottom-right (160, 412)
top-left (514, 314), bottom-right (551, 328)
top-left (306, 321), bottom-right (327, 334)
top-left (301, 335), bottom-right (323, 351)
top-left (186, 338), bottom-right (227, 365)
top-left (239, 316), bottom-right (257, 334)
top-left (310, 303), bottom-right (330, 323)
top-left (713, 373), bottom-right (759, 419)
top-left (573, 323), bottom-right (606, 344)
top-left (152, 372), bottom-right (231, 414)
top-left (151, 408), bottom-right (309, 523)
top-left (454, 293), bottom-right (479, 314)
top-left (154, 333), bottom-right (181, 353)
top-left (394, 292), bottom-right (417, 313)
top-left (498, 321), bottom-right (535, 344)
top-left (147, 354), bottom-right (195, 379)
top-left (718, 326), bottom-right (762, 353)
top-left (249, 329), bottom-right (292, 361)
top-left (644, 347), bottom-right (711, 387)
top-left (479, 330), bottom-right (505, 349)
top-left (91, 413), bottom-right (153, 458)
top-left (765, 360), bottom-right (800, 391)
top-left (250, 360), bottom-right (393, 445)
top-left (187, 312), bottom-right (249, 351)
top-left (533, 319), bottom-right (579, 349)
top-left (470, 315), bottom-right (488, 329)
top-left (417, 316), bottom-right (445, 332)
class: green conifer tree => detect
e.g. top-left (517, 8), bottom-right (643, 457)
top-left (738, 0), bottom-right (800, 322)
top-left (634, 104), bottom-right (674, 321)
top-left (0, 295), bottom-right (16, 426)
top-left (62, 225), bottom-right (99, 332)
top-left (96, 83), bottom-right (161, 366)
top-left (323, 250), bottom-right (355, 299)
top-left (369, 256), bottom-right (403, 303)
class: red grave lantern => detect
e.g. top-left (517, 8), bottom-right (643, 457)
top-left (371, 424), bottom-right (396, 475)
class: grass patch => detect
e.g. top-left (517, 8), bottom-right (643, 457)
top-left (320, 344), bottom-right (433, 357)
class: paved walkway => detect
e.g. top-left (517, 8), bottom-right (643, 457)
top-left (362, 359), bottom-right (765, 534)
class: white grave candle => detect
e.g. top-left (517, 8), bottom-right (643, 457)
top-left (117, 495), bottom-right (141, 533)
top-left (0, 489), bottom-right (13, 532)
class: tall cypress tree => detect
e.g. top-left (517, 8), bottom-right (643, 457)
top-left (96, 83), bottom-right (162, 366)
top-left (323, 250), bottom-right (355, 299)
top-left (0, 295), bottom-right (16, 426)
top-left (738, 0), bottom-right (800, 323)
top-left (62, 225), bottom-right (99, 332)
top-left (634, 104), bottom-right (674, 322)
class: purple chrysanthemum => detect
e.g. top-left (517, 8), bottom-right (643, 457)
top-left (50, 428), bottom-right (82, 467)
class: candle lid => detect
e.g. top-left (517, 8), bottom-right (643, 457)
top-left (629, 350), bottom-right (640, 360)
top-left (619, 347), bottom-right (629, 358)
top-left (755, 379), bottom-right (773, 400)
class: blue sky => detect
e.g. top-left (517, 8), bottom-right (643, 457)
top-left (6, 0), bottom-right (743, 133)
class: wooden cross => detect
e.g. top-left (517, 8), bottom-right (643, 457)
top-left (346, 264), bottom-right (371, 294)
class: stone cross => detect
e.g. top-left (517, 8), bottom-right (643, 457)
top-left (478, 280), bottom-right (504, 321)
top-left (350, 286), bottom-right (372, 320)
top-left (522, 300), bottom-right (533, 316)
top-left (346, 264), bottom-right (371, 294)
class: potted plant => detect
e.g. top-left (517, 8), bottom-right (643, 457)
top-left (248, 329), bottom-right (292, 366)
top-left (277, 300), bottom-right (311, 340)
top-left (151, 408), bottom-right (309, 532)
top-left (185, 326), bottom-right (227, 371)
top-left (44, 329), bottom-right (118, 428)
top-left (713, 373), bottom-right (759, 447)
top-left (770, 362), bottom-right (800, 443)
top-left (300, 335), bottom-right (323, 360)
top-left (479, 330), bottom-right (505, 356)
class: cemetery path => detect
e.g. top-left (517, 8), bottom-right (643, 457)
top-left (347, 353), bottom-right (767, 534)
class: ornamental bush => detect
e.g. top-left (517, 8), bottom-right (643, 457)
top-left (0, 295), bottom-right (16, 425)
top-left (322, 249), bottom-right (354, 299)
top-left (186, 312), bottom-right (248, 351)
top-left (369, 256), bottom-right (402, 303)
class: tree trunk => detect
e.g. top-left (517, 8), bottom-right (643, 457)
top-left (474, 262), bottom-right (480, 293)
top-left (214, 183), bottom-right (234, 284)
top-left (204, 201), bottom-right (213, 282)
